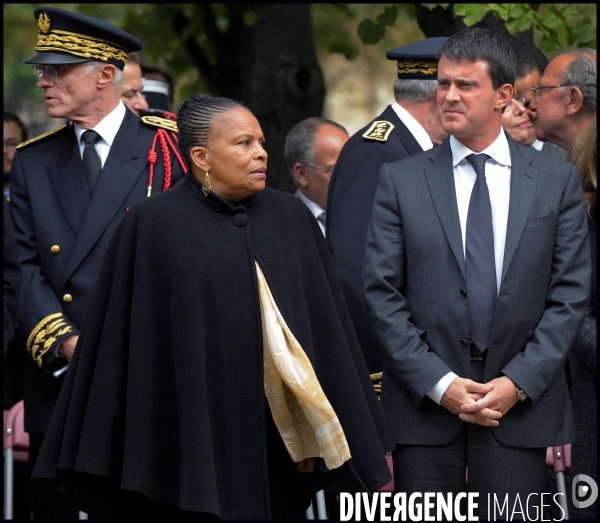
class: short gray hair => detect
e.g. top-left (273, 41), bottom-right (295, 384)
top-left (284, 117), bottom-right (347, 183)
top-left (559, 49), bottom-right (596, 112)
top-left (85, 61), bottom-right (123, 88)
top-left (393, 79), bottom-right (437, 103)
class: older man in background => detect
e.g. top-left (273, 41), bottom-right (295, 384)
top-left (284, 117), bottom-right (348, 236)
top-left (530, 48), bottom-right (596, 152)
top-left (120, 52), bottom-right (149, 116)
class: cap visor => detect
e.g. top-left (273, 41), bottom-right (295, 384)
top-left (23, 51), bottom-right (91, 65)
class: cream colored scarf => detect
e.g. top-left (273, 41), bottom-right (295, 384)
top-left (256, 261), bottom-right (351, 470)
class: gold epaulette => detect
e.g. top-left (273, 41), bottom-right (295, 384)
top-left (141, 115), bottom-right (178, 133)
top-left (16, 125), bottom-right (68, 150)
top-left (370, 372), bottom-right (383, 400)
top-left (27, 312), bottom-right (73, 368)
top-left (363, 120), bottom-right (395, 142)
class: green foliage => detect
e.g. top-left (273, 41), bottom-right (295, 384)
top-left (355, 4), bottom-right (415, 46)
top-left (448, 4), bottom-right (596, 51)
top-left (311, 4), bottom-right (360, 60)
top-left (358, 4), bottom-right (596, 52)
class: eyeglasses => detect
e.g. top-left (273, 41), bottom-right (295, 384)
top-left (305, 164), bottom-right (334, 176)
top-left (32, 62), bottom-right (89, 81)
top-left (530, 84), bottom-right (575, 98)
top-left (512, 93), bottom-right (526, 106)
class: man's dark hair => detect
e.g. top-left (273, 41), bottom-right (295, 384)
top-left (3, 111), bottom-right (28, 142)
top-left (437, 28), bottom-right (516, 89)
top-left (284, 117), bottom-right (348, 182)
top-left (506, 39), bottom-right (548, 79)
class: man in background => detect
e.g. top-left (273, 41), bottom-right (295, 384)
top-left (531, 48), bottom-right (596, 153)
top-left (3, 111), bottom-right (28, 200)
top-left (507, 39), bottom-right (570, 161)
top-left (326, 37), bottom-right (448, 374)
top-left (284, 117), bottom-right (348, 236)
top-left (120, 52), bottom-right (149, 116)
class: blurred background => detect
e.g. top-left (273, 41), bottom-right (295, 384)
top-left (4, 3), bottom-right (596, 192)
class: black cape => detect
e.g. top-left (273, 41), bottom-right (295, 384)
top-left (32, 175), bottom-right (394, 519)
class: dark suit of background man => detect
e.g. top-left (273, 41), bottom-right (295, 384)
top-left (326, 37), bottom-right (448, 375)
top-left (9, 7), bottom-right (185, 519)
top-left (363, 28), bottom-right (590, 519)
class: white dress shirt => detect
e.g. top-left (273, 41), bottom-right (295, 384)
top-left (296, 190), bottom-right (326, 236)
top-left (391, 101), bottom-right (434, 151)
top-left (531, 139), bottom-right (544, 152)
top-left (74, 101), bottom-right (127, 167)
top-left (426, 130), bottom-right (512, 404)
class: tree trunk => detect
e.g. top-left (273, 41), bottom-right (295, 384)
top-left (173, 3), bottom-right (325, 193)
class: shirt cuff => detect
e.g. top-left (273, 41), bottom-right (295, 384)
top-left (426, 372), bottom-right (459, 405)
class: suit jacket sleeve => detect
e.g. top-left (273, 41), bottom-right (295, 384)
top-left (363, 164), bottom-right (454, 406)
top-left (501, 163), bottom-right (591, 400)
top-left (9, 152), bottom-right (77, 369)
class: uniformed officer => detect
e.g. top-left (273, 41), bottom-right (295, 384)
top-left (9, 7), bottom-right (186, 518)
top-left (326, 37), bottom-right (448, 378)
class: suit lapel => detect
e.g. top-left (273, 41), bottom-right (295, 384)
top-left (424, 139), bottom-right (466, 278)
top-left (500, 135), bottom-right (537, 284)
top-left (46, 125), bottom-right (90, 235)
top-left (381, 105), bottom-right (423, 156)
top-left (63, 111), bottom-right (147, 281)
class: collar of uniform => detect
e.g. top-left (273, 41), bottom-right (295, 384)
top-left (391, 101), bottom-right (433, 151)
top-left (450, 129), bottom-right (511, 169)
top-left (73, 100), bottom-right (126, 147)
top-left (295, 189), bottom-right (325, 221)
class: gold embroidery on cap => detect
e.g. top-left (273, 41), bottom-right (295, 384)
top-left (36, 29), bottom-right (128, 64)
top-left (38, 13), bottom-right (51, 34)
top-left (363, 121), bottom-right (395, 142)
top-left (397, 60), bottom-right (438, 75)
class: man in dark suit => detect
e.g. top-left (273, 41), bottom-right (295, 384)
top-left (9, 7), bottom-right (185, 518)
top-left (326, 37), bottom-right (448, 375)
top-left (363, 28), bottom-right (590, 519)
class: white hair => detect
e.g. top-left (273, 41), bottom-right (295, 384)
top-left (85, 61), bottom-right (123, 88)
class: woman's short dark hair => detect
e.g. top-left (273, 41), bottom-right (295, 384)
top-left (437, 28), bottom-right (516, 90)
top-left (177, 94), bottom-right (249, 168)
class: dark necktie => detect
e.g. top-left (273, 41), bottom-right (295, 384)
top-left (317, 212), bottom-right (326, 227)
top-left (465, 153), bottom-right (496, 351)
top-left (82, 130), bottom-right (102, 194)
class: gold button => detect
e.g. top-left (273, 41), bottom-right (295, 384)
top-left (51, 245), bottom-right (61, 254)
top-left (62, 294), bottom-right (73, 303)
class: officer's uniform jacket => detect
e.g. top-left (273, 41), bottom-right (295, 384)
top-left (9, 108), bottom-right (185, 432)
top-left (326, 104), bottom-right (423, 373)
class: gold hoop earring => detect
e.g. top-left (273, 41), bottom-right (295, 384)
top-left (202, 169), bottom-right (211, 196)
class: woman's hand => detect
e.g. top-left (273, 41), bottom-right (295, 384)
top-left (295, 457), bottom-right (316, 473)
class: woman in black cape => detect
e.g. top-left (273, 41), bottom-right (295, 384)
top-left (31, 94), bottom-right (394, 519)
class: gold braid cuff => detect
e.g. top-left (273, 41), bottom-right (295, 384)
top-left (36, 29), bottom-right (128, 64)
top-left (27, 313), bottom-right (73, 368)
top-left (370, 372), bottom-right (383, 400)
top-left (397, 60), bottom-right (437, 76)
